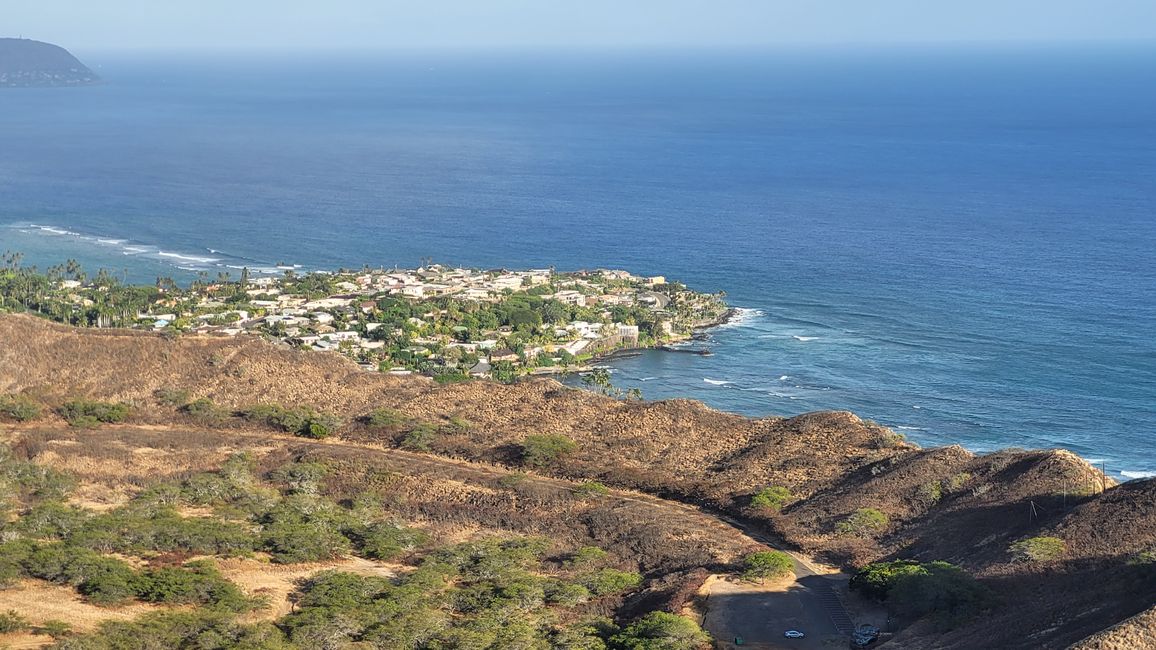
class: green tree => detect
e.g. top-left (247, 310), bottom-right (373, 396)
top-left (582, 569), bottom-right (642, 596)
top-left (851, 560), bottom-right (991, 629)
top-left (741, 551), bottom-right (794, 583)
top-left (610, 612), bottom-right (710, 650)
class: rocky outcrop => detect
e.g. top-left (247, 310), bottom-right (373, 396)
top-left (0, 38), bottom-right (98, 87)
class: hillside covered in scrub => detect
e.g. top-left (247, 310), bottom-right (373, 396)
top-left (1, 314), bottom-right (1155, 649)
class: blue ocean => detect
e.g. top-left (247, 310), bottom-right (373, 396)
top-left (2, 46), bottom-right (1154, 477)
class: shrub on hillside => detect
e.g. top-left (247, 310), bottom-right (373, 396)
top-left (58, 400), bottom-right (130, 427)
top-left (258, 495), bottom-right (354, 564)
top-left (362, 407), bottom-right (407, 429)
top-left (153, 388), bottom-right (190, 406)
top-left (582, 568), bottom-right (643, 596)
top-left (238, 404), bottom-right (339, 439)
top-left (400, 423), bottom-right (439, 451)
top-left (888, 562), bottom-right (991, 628)
top-left (521, 434), bottom-right (578, 467)
top-left (0, 394), bottom-right (43, 422)
top-left (749, 486), bottom-right (792, 512)
top-left (850, 559), bottom-right (925, 600)
top-left (439, 415), bottom-right (473, 435)
top-left (851, 560), bottom-right (991, 629)
top-left (573, 481), bottom-right (610, 499)
top-left (610, 611), bottom-right (711, 650)
top-left (181, 397), bottom-right (228, 424)
top-left (0, 450), bottom-right (76, 503)
top-left (741, 550), bottom-right (794, 583)
top-left (566, 546), bottom-right (610, 568)
top-left (0, 610), bottom-right (29, 634)
top-left (836, 508), bottom-right (890, 537)
top-left (1008, 536), bottom-right (1066, 562)
top-left (47, 611), bottom-right (287, 648)
top-left (918, 480), bottom-right (944, 504)
top-left (352, 522), bottom-right (429, 561)
top-left (134, 560), bottom-right (249, 611)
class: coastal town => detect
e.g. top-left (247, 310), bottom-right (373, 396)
top-left (0, 255), bottom-right (731, 381)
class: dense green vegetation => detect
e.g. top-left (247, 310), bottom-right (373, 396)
top-left (0, 254), bottom-right (160, 328)
top-left (238, 404), bottom-right (341, 439)
top-left (57, 400), bottom-right (131, 428)
top-left (850, 560), bottom-right (991, 628)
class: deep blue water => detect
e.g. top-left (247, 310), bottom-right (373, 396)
top-left (2, 46), bottom-right (1154, 477)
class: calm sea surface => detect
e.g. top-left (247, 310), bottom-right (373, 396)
top-left (2, 47), bottom-right (1154, 477)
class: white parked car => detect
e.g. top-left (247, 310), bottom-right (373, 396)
top-left (784, 630), bottom-right (806, 639)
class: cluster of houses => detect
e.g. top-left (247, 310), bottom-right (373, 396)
top-left (126, 265), bottom-right (716, 379)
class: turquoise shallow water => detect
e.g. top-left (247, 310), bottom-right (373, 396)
top-left (1, 46), bottom-right (1154, 477)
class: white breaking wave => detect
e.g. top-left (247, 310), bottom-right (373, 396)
top-left (703, 378), bottom-right (732, 386)
top-left (778, 375), bottom-right (791, 381)
top-left (792, 335), bottom-right (819, 342)
top-left (895, 426), bottom-right (925, 431)
top-left (158, 252), bottom-right (220, 264)
top-left (1121, 470), bottom-right (1156, 480)
top-left (16, 221), bottom-right (297, 277)
top-left (715, 308), bottom-right (764, 330)
top-left (35, 225), bottom-right (83, 237)
top-left (638, 377), bottom-right (658, 382)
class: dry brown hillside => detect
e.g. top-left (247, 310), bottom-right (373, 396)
top-left (3, 314), bottom-right (1154, 649)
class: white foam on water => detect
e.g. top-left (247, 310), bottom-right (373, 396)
top-left (703, 378), bottom-right (732, 386)
top-left (158, 252), bottom-right (220, 264)
top-left (1121, 470), bottom-right (1156, 480)
top-left (792, 335), bottom-right (819, 342)
top-left (715, 308), bottom-right (764, 330)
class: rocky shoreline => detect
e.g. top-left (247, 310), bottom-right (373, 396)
top-left (586, 306), bottom-right (737, 366)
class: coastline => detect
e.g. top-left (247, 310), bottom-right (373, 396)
top-left (585, 306), bottom-right (740, 365)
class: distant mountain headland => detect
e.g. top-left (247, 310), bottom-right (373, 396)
top-left (0, 37), bottom-right (98, 87)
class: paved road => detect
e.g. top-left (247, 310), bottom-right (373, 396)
top-left (705, 576), bottom-right (846, 649)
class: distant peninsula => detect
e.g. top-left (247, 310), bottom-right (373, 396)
top-left (0, 37), bottom-right (98, 87)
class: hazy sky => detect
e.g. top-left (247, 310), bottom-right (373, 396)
top-left (9, 0), bottom-right (1156, 51)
